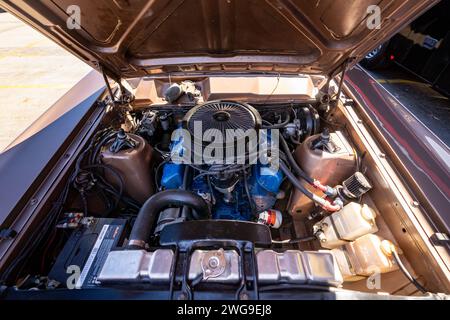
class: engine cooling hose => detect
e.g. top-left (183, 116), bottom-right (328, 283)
top-left (279, 135), bottom-right (314, 185)
top-left (280, 161), bottom-right (340, 212)
top-left (127, 190), bottom-right (210, 248)
top-left (181, 165), bottom-right (192, 218)
top-left (280, 135), bottom-right (337, 196)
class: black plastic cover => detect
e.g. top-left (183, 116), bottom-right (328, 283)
top-left (159, 220), bottom-right (272, 246)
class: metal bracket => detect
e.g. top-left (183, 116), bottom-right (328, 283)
top-left (0, 228), bottom-right (17, 240)
top-left (431, 233), bottom-right (450, 245)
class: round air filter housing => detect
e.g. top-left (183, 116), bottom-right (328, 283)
top-left (182, 100), bottom-right (262, 164)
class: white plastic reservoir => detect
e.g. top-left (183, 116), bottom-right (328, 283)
top-left (316, 202), bottom-right (378, 249)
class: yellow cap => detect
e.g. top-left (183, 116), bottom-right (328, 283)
top-left (361, 204), bottom-right (376, 221)
top-left (380, 240), bottom-right (396, 257)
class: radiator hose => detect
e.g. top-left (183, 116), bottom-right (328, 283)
top-left (127, 190), bottom-right (210, 248)
top-left (280, 161), bottom-right (341, 212)
top-left (279, 135), bottom-right (337, 198)
top-left (279, 134), bottom-right (314, 185)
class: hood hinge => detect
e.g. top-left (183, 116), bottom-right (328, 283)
top-left (101, 66), bottom-right (134, 105)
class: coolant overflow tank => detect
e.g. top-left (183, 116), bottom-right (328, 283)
top-left (101, 133), bottom-right (153, 203)
top-left (314, 202), bottom-right (378, 249)
top-left (289, 131), bottom-right (356, 217)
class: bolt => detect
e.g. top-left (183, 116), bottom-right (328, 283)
top-left (411, 201), bottom-right (419, 208)
top-left (30, 198), bottom-right (38, 206)
top-left (357, 119), bottom-right (363, 124)
top-left (240, 293), bottom-right (249, 300)
top-left (379, 153), bottom-right (386, 158)
top-left (208, 256), bottom-right (220, 269)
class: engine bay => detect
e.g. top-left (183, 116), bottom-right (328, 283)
top-left (1, 78), bottom-right (436, 299)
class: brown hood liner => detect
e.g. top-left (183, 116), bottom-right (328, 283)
top-left (0, 0), bottom-right (438, 78)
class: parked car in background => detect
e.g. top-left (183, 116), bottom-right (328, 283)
top-left (361, 0), bottom-right (450, 96)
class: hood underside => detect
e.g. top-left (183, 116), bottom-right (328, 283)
top-left (0, 0), bottom-right (438, 78)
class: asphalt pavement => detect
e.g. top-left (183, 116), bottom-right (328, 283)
top-left (0, 13), bottom-right (91, 152)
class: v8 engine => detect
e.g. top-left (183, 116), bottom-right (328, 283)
top-left (5, 87), bottom-right (427, 300)
top-left (159, 101), bottom-right (284, 225)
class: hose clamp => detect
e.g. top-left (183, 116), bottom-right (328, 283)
top-left (128, 239), bottom-right (146, 248)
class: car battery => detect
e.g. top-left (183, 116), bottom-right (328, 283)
top-left (48, 217), bottom-right (128, 288)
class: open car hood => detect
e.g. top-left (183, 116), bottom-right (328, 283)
top-left (0, 0), bottom-right (438, 79)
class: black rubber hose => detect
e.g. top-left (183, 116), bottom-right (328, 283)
top-left (180, 165), bottom-right (192, 219)
top-left (279, 161), bottom-right (326, 207)
top-left (288, 236), bottom-right (317, 244)
top-left (392, 250), bottom-right (427, 293)
top-left (90, 131), bottom-right (116, 164)
top-left (262, 113), bottom-right (291, 129)
top-left (279, 135), bottom-right (314, 185)
top-left (242, 166), bottom-right (256, 215)
top-left (127, 190), bottom-right (210, 248)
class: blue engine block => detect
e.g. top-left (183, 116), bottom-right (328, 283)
top-left (160, 129), bottom-right (283, 221)
top-left (248, 165), bottom-right (283, 213)
top-left (191, 177), bottom-right (253, 221)
top-left (161, 162), bottom-right (283, 221)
